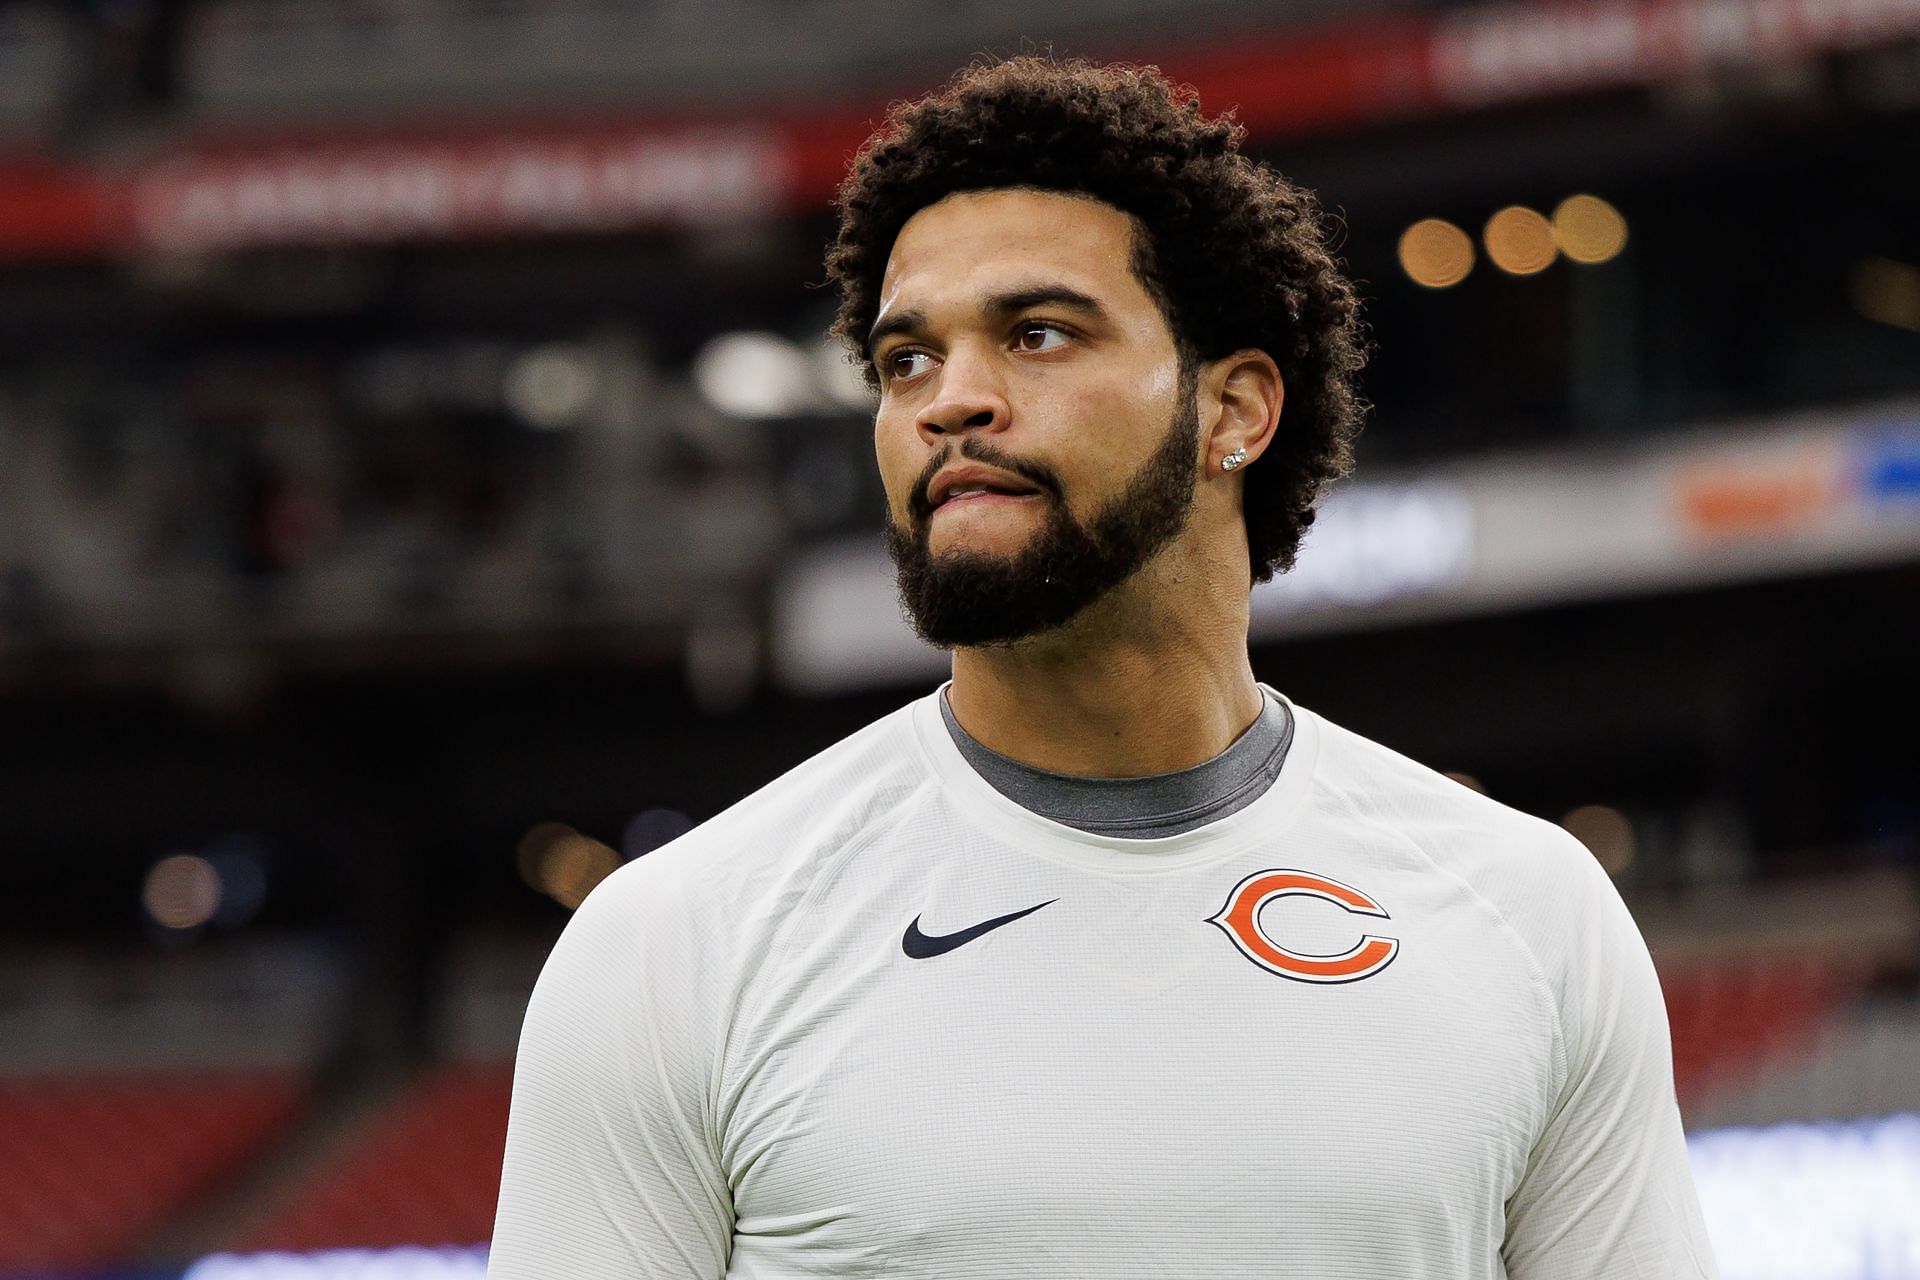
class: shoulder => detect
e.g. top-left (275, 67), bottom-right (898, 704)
top-left (1302, 707), bottom-right (1659, 1068)
top-left (576, 696), bottom-right (935, 938)
top-left (1300, 706), bottom-right (1619, 950)
top-left (1306, 710), bottom-right (1591, 870)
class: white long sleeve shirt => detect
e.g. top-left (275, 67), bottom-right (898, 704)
top-left (489, 687), bottom-right (1718, 1278)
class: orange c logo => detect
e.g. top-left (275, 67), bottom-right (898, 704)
top-left (1207, 868), bottom-right (1400, 984)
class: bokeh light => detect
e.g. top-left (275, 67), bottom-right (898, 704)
top-left (143, 854), bottom-right (223, 930)
top-left (503, 343), bottom-right (599, 428)
top-left (1551, 194), bottom-right (1629, 264)
top-left (1398, 218), bottom-right (1475, 289)
top-left (692, 331), bottom-right (818, 419)
top-left (516, 822), bottom-right (621, 909)
top-left (1484, 206), bottom-right (1557, 276)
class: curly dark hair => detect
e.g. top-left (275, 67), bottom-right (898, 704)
top-left (826, 56), bottom-right (1370, 582)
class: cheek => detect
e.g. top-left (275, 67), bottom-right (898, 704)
top-left (1044, 371), bottom-right (1175, 504)
top-left (872, 410), bottom-right (922, 517)
top-left (1138, 359), bottom-right (1181, 409)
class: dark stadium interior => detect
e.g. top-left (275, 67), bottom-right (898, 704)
top-left (6, 561), bottom-right (1920, 937)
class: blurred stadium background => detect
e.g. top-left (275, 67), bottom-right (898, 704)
top-left (0, 0), bottom-right (1917, 1277)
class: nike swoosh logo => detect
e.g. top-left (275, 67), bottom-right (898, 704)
top-left (902, 899), bottom-right (1057, 959)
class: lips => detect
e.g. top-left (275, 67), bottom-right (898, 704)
top-left (938, 487), bottom-right (1039, 510)
top-left (928, 467), bottom-right (1044, 509)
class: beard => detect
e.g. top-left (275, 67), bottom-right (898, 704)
top-left (884, 372), bottom-right (1201, 649)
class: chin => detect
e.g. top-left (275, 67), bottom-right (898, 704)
top-left (927, 529), bottom-right (1038, 562)
top-left (926, 508), bottom-right (1050, 561)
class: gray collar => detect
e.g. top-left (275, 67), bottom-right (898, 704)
top-left (938, 688), bottom-right (1293, 839)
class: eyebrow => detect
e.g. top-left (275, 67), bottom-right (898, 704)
top-left (865, 284), bottom-right (1111, 357)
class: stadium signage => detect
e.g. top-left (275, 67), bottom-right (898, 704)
top-left (1433, 0), bottom-right (1920, 106)
top-left (1673, 442), bottom-right (1842, 539)
top-left (8, 0), bottom-right (1920, 258)
top-left (1861, 428), bottom-right (1920, 503)
top-left (132, 126), bottom-right (786, 252)
top-left (1251, 482), bottom-right (1475, 617)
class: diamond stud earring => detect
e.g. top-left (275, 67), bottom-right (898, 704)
top-left (1221, 447), bottom-right (1248, 472)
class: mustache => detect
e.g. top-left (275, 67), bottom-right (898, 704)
top-left (908, 437), bottom-right (1064, 525)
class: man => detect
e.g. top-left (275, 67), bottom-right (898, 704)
top-left (489, 58), bottom-right (1718, 1278)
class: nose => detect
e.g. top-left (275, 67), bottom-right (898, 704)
top-left (914, 347), bottom-right (1010, 445)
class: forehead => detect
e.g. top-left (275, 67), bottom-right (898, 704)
top-left (877, 188), bottom-right (1157, 323)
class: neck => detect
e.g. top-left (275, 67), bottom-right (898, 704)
top-left (944, 550), bottom-right (1262, 777)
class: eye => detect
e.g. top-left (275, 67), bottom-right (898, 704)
top-left (884, 349), bottom-right (936, 382)
top-left (1013, 323), bottom-right (1069, 353)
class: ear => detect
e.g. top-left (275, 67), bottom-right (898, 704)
top-left (1200, 349), bottom-right (1284, 475)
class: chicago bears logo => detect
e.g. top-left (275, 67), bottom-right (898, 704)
top-left (1207, 868), bottom-right (1400, 984)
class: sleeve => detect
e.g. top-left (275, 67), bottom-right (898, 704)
top-left (1501, 843), bottom-right (1720, 1280)
top-left (487, 862), bottom-right (734, 1280)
